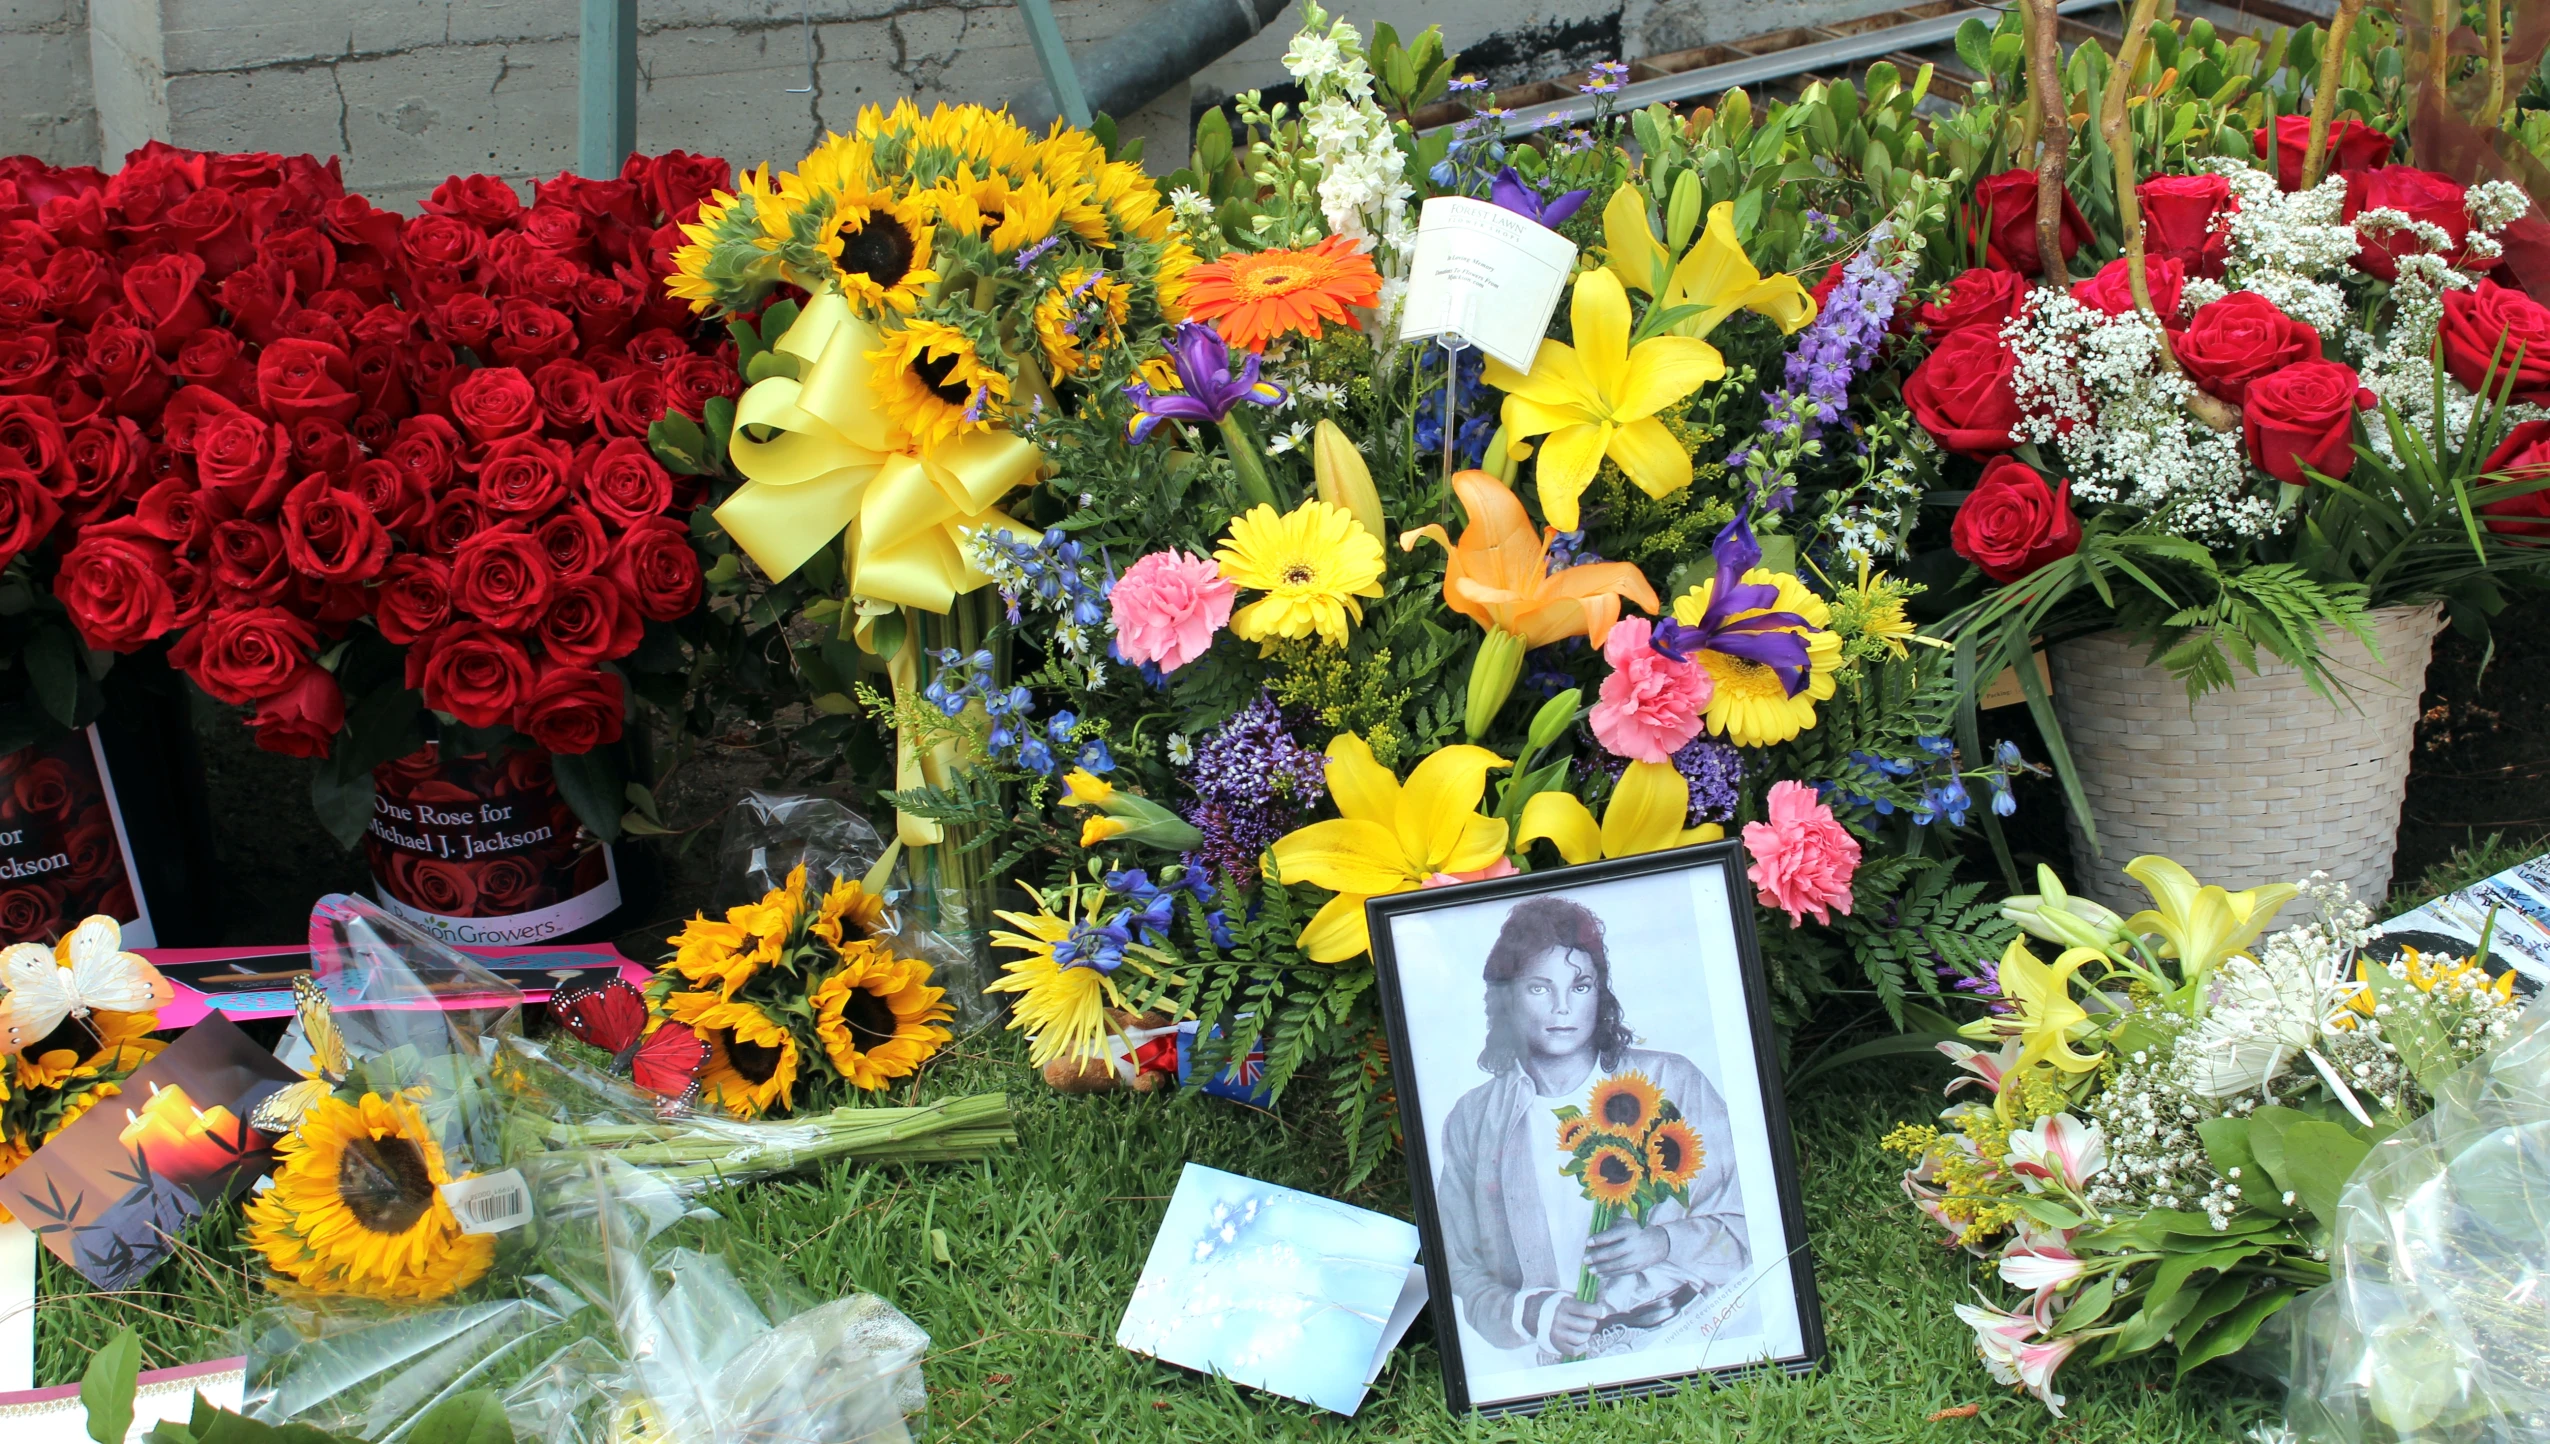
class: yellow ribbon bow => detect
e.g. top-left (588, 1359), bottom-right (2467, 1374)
top-left (717, 289), bottom-right (1042, 610)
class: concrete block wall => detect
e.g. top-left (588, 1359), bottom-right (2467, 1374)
top-left (1, 0), bottom-right (97, 165)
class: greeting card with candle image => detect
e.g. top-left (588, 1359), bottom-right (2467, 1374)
top-left (0, 1014), bottom-right (299, 1290)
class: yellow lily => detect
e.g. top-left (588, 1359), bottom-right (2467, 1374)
top-left (1957, 938), bottom-right (2106, 1077)
top-left (1056, 768), bottom-right (1202, 852)
top-left (1515, 761), bottom-right (1724, 863)
top-left (1265, 735), bottom-right (1511, 962)
top-left (1602, 191), bottom-right (1819, 348)
top-left (1481, 267), bottom-right (1723, 532)
top-left (2120, 856), bottom-right (2299, 988)
top-left (1312, 420), bottom-right (1385, 543)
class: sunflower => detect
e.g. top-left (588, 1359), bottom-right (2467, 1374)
top-left (1215, 500), bottom-right (1386, 648)
top-left (1583, 1143), bottom-right (1645, 1206)
top-left (244, 1092), bottom-right (495, 1302)
top-left (1672, 570), bottom-right (1843, 748)
top-left (1589, 1072), bottom-right (1663, 1136)
top-left (1034, 266), bottom-right (1132, 381)
top-left (988, 172), bottom-right (1074, 254)
top-left (1645, 1118), bottom-right (1704, 1188)
top-left (12, 1047), bottom-right (88, 1093)
top-left (811, 940), bottom-right (954, 1090)
top-left (666, 165), bottom-right (796, 315)
top-left (664, 994), bottom-right (802, 1118)
top-left (42, 1079), bottom-right (117, 1140)
top-left (870, 319), bottom-right (1011, 454)
top-left (1181, 235), bottom-right (1383, 352)
top-left (820, 192), bottom-right (939, 315)
top-left (1155, 237), bottom-right (1202, 321)
top-left (810, 876), bottom-right (892, 949)
top-left (86, 1008), bottom-right (164, 1072)
top-left (1555, 1114), bottom-right (1594, 1152)
top-left (986, 894), bottom-right (1124, 1066)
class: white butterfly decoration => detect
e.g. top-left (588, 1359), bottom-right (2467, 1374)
top-left (0, 915), bottom-right (175, 1052)
top-left (2178, 945), bottom-right (2374, 1125)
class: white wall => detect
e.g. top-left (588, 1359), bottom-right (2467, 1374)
top-left (1, 0), bottom-right (98, 165)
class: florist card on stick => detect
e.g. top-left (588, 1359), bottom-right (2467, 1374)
top-left (1116, 1163), bottom-right (1426, 1416)
top-left (1399, 196), bottom-right (1577, 373)
top-left (0, 1014), bottom-right (299, 1290)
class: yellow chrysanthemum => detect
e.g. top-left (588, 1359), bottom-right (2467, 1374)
top-left (870, 319), bottom-right (1010, 454)
top-left (1215, 500), bottom-right (1386, 648)
top-left (1671, 569), bottom-right (1842, 747)
top-left (986, 894), bottom-right (1122, 1067)
top-left (811, 940), bottom-right (954, 1090)
top-left (666, 994), bottom-right (801, 1118)
top-left (244, 1092), bottom-right (495, 1303)
top-left (1033, 266), bottom-right (1132, 380)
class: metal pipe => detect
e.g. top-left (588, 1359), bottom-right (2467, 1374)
top-left (578, 0), bottom-right (638, 179)
top-left (1008, 0), bottom-right (1292, 127)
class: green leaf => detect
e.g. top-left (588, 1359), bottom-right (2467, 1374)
top-left (401, 1389), bottom-right (514, 1444)
top-left (549, 748), bottom-right (626, 843)
top-left (82, 1328), bottom-right (141, 1444)
top-left (648, 413), bottom-right (711, 476)
top-left (2177, 1284), bottom-right (2300, 1373)
top-left (2053, 1274), bottom-right (2118, 1332)
top-left (2272, 1118), bottom-right (2374, 1226)
top-left (703, 394), bottom-right (736, 471)
top-left (1955, 17), bottom-right (1994, 80)
top-left (310, 761), bottom-right (377, 851)
top-left (28, 625), bottom-right (78, 728)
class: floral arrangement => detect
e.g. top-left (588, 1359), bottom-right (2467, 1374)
top-left (1886, 857), bottom-right (2522, 1414)
top-left (0, 915), bottom-right (164, 1218)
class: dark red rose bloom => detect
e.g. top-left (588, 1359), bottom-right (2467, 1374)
top-left (39, 247), bottom-right (113, 327)
top-left (0, 268), bottom-right (45, 329)
top-left (191, 405), bottom-right (294, 515)
top-left (472, 854), bottom-right (548, 912)
top-left (203, 150), bottom-right (294, 191)
top-left (538, 574), bottom-right (642, 666)
top-left (502, 249), bottom-right (586, 308)
top-left (250, 664), bottom-right (344, 758)
top-left (54, 517), bottom-right (180, 651)
top-left (2477, 419), bottom-right (2550, 541)
top-left (2174, 291), bottom-right (2324, 406)
top-left (422, 173), bottom-right (525, 229)
top-left (0, 220), bottom-right (57, 274)
top-left (0, 886), bottom-right (59, 941)
top-left (535, 504), bottom-right (608, 577)
top-left (120, 252), bottom-right (213, 352)
top-left (280, 474), bottom-right (392, 582)
top-left (1969, 168), bottom-right (2089, 277)
top-left (515, 663), bottom-right (624, 754)
top-left (163, 185), bottom-right (255, 277)
top-left (1903, 326), bottom-right (2024, 458)
top-left (531, 359), bottom-right (600, 434)
top-left (165, 557), bottom-right (212, 628)
top-left (277, 305), bottom-right (352, 354)
top-left (595, 369), bottom-right (668, 438)
top-left (134, 475), bottom-right (208, 547)
top-left (571, 271), bottom-right (641, 349)
top-left (12, 754), bottom-right (71, 813)
top-left (172, 603), bottom-right (318, 704)
top-left (2244, 359), bottom-right (2375, 485)
top-left (1952, 456), bottom-right (2083, 584)
top-left (2070, 255), bottom-right (2186, 321)
top-left (625, 328), bottom-right (689, 370)
top-left (475, 433), bottom-right (573, 517)
top-left (429, 292), bottom-right (500, 351)
top-left (2255, 114), bottom-right (2392, 191)
top-left (580, 436), bottom-right (673, 529)
top-left (374, 554), bottom-right (454, 643)
top-left (104, 141), bottom-right (206, 225)
top-left (450, 522), bottom-right (556, 629)
top-left (209, 516), bottom-right (293, 604)
top-left (349, 457), bottom-right (427, 533)
top-left (520, 204), bottom-right (593, 259)
top-left (290, 416), bottom-right (358, 477)
top-left (384, 412), bottom-right (463, 493)
top-left (322, 192), bottom-right (406, 258)
top-left (47, 376), bottom-right (99, 428)
top-left (401, 213), bottom-right (486, 279)
top-left (447, 366), bottom-right (545, 443)
top-left (2439, 281), bottom-right (2550, 407)
top-left (637, 151), bottom-right (731, 226)
top-left (378, 851), bottom-right (480, 917)
top-left (0, 323), bottom-right (61, 395)
top-left (351, 342), bottom-right (411, 419)
top-left (215, 260), bottom-right (297, 346)
top-left (40, 188), bottom-right (110, 252)
top-left (256, 338), bottom-right (361, 424)
top-left (0, 158), bottom-right (104, 209)
top-left (584, 347), bottom-right (642, 383)
top-left (2344, 167), bottom-right (2485, 282)
top-left (662, 353), bottom-right (737, 418)
top-left (0, 465), bottom-right (61, 567)
top-left (350, 302), bottom-right (415, 348)
top-left (539, 171), bottom-right (650, 229)
top-left (408, 622), bottom-right (535, 728)
top-left (491, 300), bottom-right (579, 368)
top-left (406, 340), bottom-right (461, 414)
top-left (63, 820), bottom-right (119, 884)
top-left (266, 227), bottom-right (339, 298)
top-left (61, 415), bottom-right (145, 521)
top-left (2137, 173), bottom-right (2236, 280)
top-left (608, 515), bottom-right (701, 622)
top-left (174, 328), bottom-right (253, 400)
top-left (78, 317), bottom-right (173, 420)
top-left (0, 394), bottom-right (69, 490)
top-left (425, 488), bottom-right (488, 557)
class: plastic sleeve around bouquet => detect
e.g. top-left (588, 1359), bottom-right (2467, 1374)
top-left (2277, 998), bottom-right (2550, 1443)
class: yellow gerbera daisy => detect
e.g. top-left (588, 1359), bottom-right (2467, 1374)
top-left (811, 940), bottom-right (954, 1090)
top-left (1215, 500), bottom-right (1386, 648)
top-left (1672, 569), bottom-right (1842, 747)
top-left (1034, 266), bottom-right (1132, 380)
top-left (986, 891), bottom-right (1123, 1067)
top-left (243, 1092), bottom-right (495, 1303)
top-left (870, 320), bottom-right (1011, 454)
top-left (667, 994), bottom-right (802, 1118)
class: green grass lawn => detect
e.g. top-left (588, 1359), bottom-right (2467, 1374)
top-left (31, 1030), bottom-right (2281, 1443)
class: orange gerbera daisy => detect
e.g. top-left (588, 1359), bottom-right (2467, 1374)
top-left (1646, 1118), bottom-right (1704, 1188)
top-left (1182, 234), bottom-right (1381, 352)
top-left (1588, 1071), bottom-right (1663, 1137)
top-left (1583, 1143), bottom-right (1645, 1206)
top-left (1556, 1114), bottom-right (1593, 1152)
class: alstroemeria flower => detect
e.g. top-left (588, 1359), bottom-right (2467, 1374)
top-left (2121, 854), bottom-right (2300, 990)
top-left (2004, 1112), bottom-right (2108, 1194)
top-left (1265, 734), bottom-right (1511, 962)
top-left (1937, 1037), bottom-right (2025, 1097)
top-left (1489, 167), bottom-right (1591, 229)
top-left (1123, 322), bottom-right (1285, 442)
top-left (1514, 759), bottom-right (1725, 864)
top-left (1958, 939), bottom-right (2106, 1077)
top-left (1998, 1239), bottom-right (2086, 1298)
top-left (1602, 191), bottom-right (1819, 349)
top-left (1973, 1326), bottom-right (2082, 1419)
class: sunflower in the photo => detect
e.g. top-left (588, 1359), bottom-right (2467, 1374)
top-left (1555, 1114), bottom-right (1593, 1152)
top-left (1588, 1071), bottom-right (1663, 1137)
top-left (870, 319), bottom-right (1011, 453)
top-left (668, 994), bottom-right (802, 1118)
top-left (1646, 1117), bottom-right (1705, 1189)
top-left (244, 1092), bottom-right (495, 1302)
top-left (812, 939), bottom-right (954, 1090)
top-left (1583, 1143), bottom-right (1645, 1206)
top-left (1181, 234), bottom-right (1381, 352)
top-left (814, 193), bottom-right (939, 315)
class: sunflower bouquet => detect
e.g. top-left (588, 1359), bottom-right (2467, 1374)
top-left (1556, 1070), bottom-right (1707, 1342)
top-left (0, 917), bottom-right (166, 1222)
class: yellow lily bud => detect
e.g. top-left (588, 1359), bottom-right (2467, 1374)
top-left (1312, 419), bottom-right (1385, 543)
top-left (1060, 769), bottom-right (1117, 808)
top-left (1080, 816), bottom-right (1132, 847)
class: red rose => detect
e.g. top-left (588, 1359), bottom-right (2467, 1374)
top-left (104, 143), bottom-right (205, 223)
top-left (350, 302), bottom-right (414, 348)
top-left (625, 328), bottom-right (689, 370)
top-left (161, 186), bottom-right (255, 278)
top-left (422, 174), bottom-right (524, 229)
top-left (425, 488), bottom-right (488, 557)
top-left (1969, 168), bottom-right (2089, 277)
top-left (2255, 115), bottom-right (2391, 192)
top-left (2344, 167), bottom-right (2482, 281)
top-left (447, 366), bottom-right (544, 443)
top-left (429, 293), bottom-right (500, 351)
top-left (595, 369), bottom-right (668, 438)
top-left (538, 574), bottom-right (642, 665)
top-left (2173, 291), bottom-right (2324, 406)
top-left (78, 317), bottom-right (173, 420)
top-left (39, 249), bottom-right (111, 326)
top-left (520, 204), bottom-right (593, 259)
top-left (256, 339), bottom-right (361, 425)
top-left (175, 328), bottom-right (252, 399)
top-left (2477, 418), bottom-right (2550, 540)
top-left (0, 886), bottom-right (59, 941)
top-left (475, 433), bottom-right (572, 517)
top-left (0, 395), bottom-right (68, 489)
top-left (579, 436), bottom-right (673, 528)
top-left (608, 515), bottom-right (701, 622)
top-left (0, 465), bottom-right (61, 566)
top-left (2069, 255), bottom-right (2185, 320)
top-left (472, 854), bottom-right (549, 913)
top-left (266, 227), bottom-right (339, 298)
top-left (216, 261), bottom-right (297, 346)
top-left (2439, 281), bottom-right (2550, 407)
top-left (535, 503), bottom-right (607, 577)
top-left (406, 341), bottom-right (462, 414)
top-left (385, 413), bottom-right (464, 495)
top-left (290, 416), bottom-right (358, 478)
top-left (209, 517), bottom-right (293, 604)
top-left (250, 664), bottom-right (345, 758)
top-left (531, 358), bottom-right (600, 435)
top-left (572, 273), bottom-right (641, 349)
top-left (515, 663), bottom-right (624, 753)
top-left (60, 415), bottom-right (144, 521)
top-left (502, 249), bottom-right (585, 308)
top-left (2243, 359), bottom-right (2374, 485)
top-left (637, 151), bottom-right (732, 225)
top-left (351, 342), bottom-right (411, 420)
top-left (192, 406), bottom-right (294, 515)
top-left (401, 213), bottom-right (485, 278)
top-left (1915, 267), bottom-right (2028, 338)
top-left (280, 474), bottom-right (392, 582)
top-left (166, 559), bottom-right (213, 628)
top-left (1904, 327), bottom-right (2024, 458)
top-left (12, 755), bottom-right (70, 814)
top-left (490, 300), bottom-right (579, 369)
top-left (409, 622), bottom-right (534, 727)
top-left (135, 475), bottom-right (206, 547)
top-left (663, 354), bottom-right (737, 419)
top-left (450, 522), bottom-right (556, 628)
top-left (0, 268), bottom-right (45, 329)
top-left (62, 822), bottom-right (118, 885)
top-left (174, 603), bottom-right (318, 705)
top-left (381, 851), bottom-right (480, 916)
top-left (56, 518), bottom-right (179, 649)
top-left (0, 323), bottom-right (60, 395)
top-left (342, 458), bottom-right (418, 534)
top-left (120, 252), bottom-right (213, 352)
top-left (542, 171), bottom-right (649, 229)
top-left (1951, 456), bottom-right (2083, 584)
top-left (2137, 173), bottom-right (2235, 280)
top-left (371, 557), bottom-right (452, 646)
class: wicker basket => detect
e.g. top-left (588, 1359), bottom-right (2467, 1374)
top-left (2048, 603), bottom-right (2444, 913)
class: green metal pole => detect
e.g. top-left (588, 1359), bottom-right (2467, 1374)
top-left (1013, 0), bottom-right (1093, 130)
top-left (579, 0), bottom-right (638, 179)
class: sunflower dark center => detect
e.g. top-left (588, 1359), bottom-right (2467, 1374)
top-left (840, 215), bottom-right (915, 287)
top-left (337, 1134), bottom-right (435, 1235)
top-left (1600, 1092), bottom-right (1643, 1127)
top-left (1595, 1152), bottom-right (1637, 1188)
top-left (1652, 1134), bottom-right (1685, 1173)
top-left (911, 350), bottom-right (976, 407)
top-left (725, 1031), bottom-right (784, 1085)
top-left (839, 987), bottom-right (901, 1052)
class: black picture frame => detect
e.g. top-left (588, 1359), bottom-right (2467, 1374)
top-left (1367, 839), bottom-right (1826, 1416)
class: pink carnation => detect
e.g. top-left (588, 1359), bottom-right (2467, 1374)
top-left (1589, 617), bottom-right (1711, 763)
top-left (1743, 780), bottom-right (1861, 927)
top-left (1109, 549), bottom-right (1234, 672)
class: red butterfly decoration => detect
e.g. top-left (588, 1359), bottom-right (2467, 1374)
top-left (549, 977), bottom-right (706, 1108)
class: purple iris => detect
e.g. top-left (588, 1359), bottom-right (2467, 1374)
top-left (1649, 513), bottom-right (1813, 697)
top-left (1123, 322), bottom-right (1286, 443)
top-left (1488, 168), bottom-right (1590, 230)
